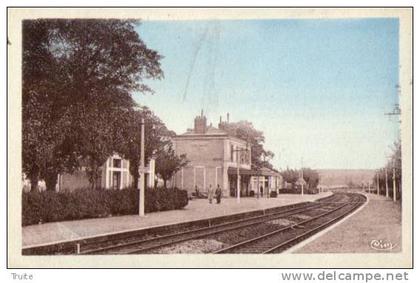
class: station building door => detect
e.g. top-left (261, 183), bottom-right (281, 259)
top-left (194, 167), bottom-right (206, 193)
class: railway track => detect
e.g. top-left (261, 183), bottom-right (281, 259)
top-left (214, 193), bottom-right (366, 254)
top-left (80, 193), bottom-right (364, 255)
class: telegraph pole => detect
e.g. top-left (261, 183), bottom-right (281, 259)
top-left (376, 172), bottom-right (380, 196)
top-left (301, 157), bottom-right (304, 196)
top-left (138, 118), bottom-right (145, 216)
top-left (385, 167), bottom-right (389, 198)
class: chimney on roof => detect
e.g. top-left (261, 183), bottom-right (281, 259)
top-left (194, 111), bottom-right (207, 134)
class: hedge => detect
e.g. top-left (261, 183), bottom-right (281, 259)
top-left (22, 187), bottom-right (189, 226)
top-left (278, 188), bottom-right (319, 195)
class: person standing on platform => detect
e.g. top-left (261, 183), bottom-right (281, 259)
top-left (195, 185), bottom-right (200, 198)
top-left (208, 184), bottom-right (214, 204)
top-left (215, 184), bottom-right (222, 204)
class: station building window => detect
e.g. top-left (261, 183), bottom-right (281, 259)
top-left (113, 158), bottom-right (121, 168)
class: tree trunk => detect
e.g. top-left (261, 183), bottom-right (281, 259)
top-left (44, 171), bottom-right (58, 191)
top-left (87, 160), bottom-right (99, 189)
top-left (132, 174), bottom-right (139, 189)
top-left (29, 175), bottom-right (39, 192)
top-left (163, 179), bottom-right (167, 188)
top-left (29, 165), bottom-right (40, 192)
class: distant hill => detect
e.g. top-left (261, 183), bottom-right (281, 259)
top-left (316, 169), bottom-right (375, 187)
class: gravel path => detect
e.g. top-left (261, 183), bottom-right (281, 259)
top-left (294, 194), bottom-right (401, 253)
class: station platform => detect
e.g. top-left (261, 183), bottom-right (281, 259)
top-left (22, 192), bottom-right (332, 248)
top-left (292, 193), bottom-right (402, 253)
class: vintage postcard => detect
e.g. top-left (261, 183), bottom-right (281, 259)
top-left (7, 7), bottom-right (412, 268)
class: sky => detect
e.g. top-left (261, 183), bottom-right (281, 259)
top-left (133, 19), bottom-right (400, 170)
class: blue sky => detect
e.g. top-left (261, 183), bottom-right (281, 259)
top-left (133, 19), bottom-right (400, 170)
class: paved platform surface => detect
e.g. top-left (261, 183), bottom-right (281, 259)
top-left (294, 193), bottom-right (401, 253)
top-left (22, 192), bottom-right (332, 247)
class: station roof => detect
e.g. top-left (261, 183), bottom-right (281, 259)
top-left (179, 126), bottom-right (228, 136)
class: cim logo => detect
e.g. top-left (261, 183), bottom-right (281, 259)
top-left (370, 239), bottom-right (397, 251)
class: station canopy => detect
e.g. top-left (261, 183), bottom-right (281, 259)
top-left (228, 167), bottom-right (255, 176)
top-left (227, 167), bottom-right (282, 177)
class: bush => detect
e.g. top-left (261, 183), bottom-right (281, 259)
top-left (270, 191), bottom-right (278, 198)
top-left (22, 187), bottom-right (189, 226)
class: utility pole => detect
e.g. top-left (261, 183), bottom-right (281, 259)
top-left (301, 157), bottom-right (304, 196)
top-left (376, 172), bottom-right (380, 196)
top-left (385, 167), bottom-right (389, 198)
top-left (138, 118), bottom-right (145, 216)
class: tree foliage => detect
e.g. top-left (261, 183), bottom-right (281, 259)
top-left (280, 168), bottom-right (299, 186)
top-left (220, 120), bottom-right (274, 170)
top-left (118, 107), bottom-right (175, 188)
top-left (22, 19), bottom-right (163, 190)
top-left (155, 146), bottom-right (189, 188)
top-left (302, 168), bottom-right (320, 189)
top-left (280, 168), bottom-right (320, 189)
top-left (373, 139), bottom-right (402, 199)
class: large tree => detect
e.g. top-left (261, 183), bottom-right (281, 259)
top-left (22, 19), bottom-right (163, 190)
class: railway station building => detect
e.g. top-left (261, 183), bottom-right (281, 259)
top-left (172, 112), bottom-right (283, 197)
